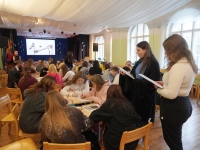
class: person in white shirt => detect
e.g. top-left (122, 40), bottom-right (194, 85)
top-left (60, 71), bottom-right (89, 97)
top-left (59, 64), bottom-right (75, 83)
top-left (155, 34), bottom-right (198, 150)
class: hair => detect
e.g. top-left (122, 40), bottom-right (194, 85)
top-left (25, 76), bottom-right (56, 97)
top-left (48, 57), bottom-right (53, 62)
top-left (26, 58), bottom-right (35, 66)
top-left (107, 85), bottom-right (131, 109)
top-left (42, 60), bottom-right (49, 68)
top-left (93, 60), bottom-right (100, 68)
top-left (15, 60), bottom-right (23, 65)
top-left (122, 66), bottom-right (131, 72)
top-left (60, 64), bottom-right (69, 77)
top-left (163, 34), bottom-right (198, 73)
top-left (89, 60), bottom-right (93, 64)
top-left (82, 61), bottom-right (88, 67)
top-left (66, 71), bottom-right (88, 85)
top-left (19, 67), bottom-right (36, 84)
top-left (66, 51), bottom-right (73, 60)
top-left (48, 64), bottom-right (58, 73)
top-left (105, 63), bottom-right (111, 70)
top-left (72, 59), bottom-right (77, 63)
top-left (111, 66), bottom-right (119, 72)
top-left (90, 74), bottom-right (106, 91)
top-left (41, 90), bottom-right (76, 140)
top-left (137, 41), bottom-right (155, 72)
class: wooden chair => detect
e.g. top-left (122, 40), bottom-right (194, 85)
top-left (0, 138), bottom-right (38, 150)
top-left (119, 122), bottom-right (153, 150)
top-left (6, 87), bottom-right (23, 105)
top-left (0, 74), bottom-right (8, 88)
top-left (196, 84), bottom-right (200, 104)
top-left (0, 95), bottom-right (20, 141)
top-left (43, 141), bottom-right (91, 150)
top-left (160, 69), bottom-right (167, 73)
top-left (55, 83), bottom-right (63, 92)
top-left (190, 74), bottom-right (200, 99)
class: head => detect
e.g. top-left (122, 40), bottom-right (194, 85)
top-left (89, 60), bottom-right (93, 66)
top-left (48, 64), bottom-right (58, 73)
top-left (48, 57), bottom-right (53, 64)
top-left (125, 61), bottom-right (132, 68)
top-left (19, 67), bottom-right (36, 84)
top-left (14, 50), bottom-right (18, 56)
top-left (66, 71), bottom-right (88, 85)
top-left (26, 58), bottom-right (35, 66)
top-left (122, 66), bottom-right (131, 72)
top-left (42, 60), bottom-right (49, 68)
top-left (67, 51), bottom-right (73, 58)
top-left (107, 85), bottom-right (126, 100)
top-left (15, 60), bottom-right (23, 68)
top-left (163, 34), bottom-right (198, 73)
top-left (82, 61), bottom-right (88, 68)
top-left (110, 66), bottom-right (119, 77)
top-left (26, 76), bottom-right (56, 96)
top-left (60, 64), bottom-right (69, 77)
top-left (90, 74), bottom-right (106, 91)
top-left (37, 60), bottom-right (42, 65)
top-left (72, 59), bottom-right (77, 65)
top-left (93, 60), bottom-right (100, 68)
top-left (105, 63), bottom-right (111, 70)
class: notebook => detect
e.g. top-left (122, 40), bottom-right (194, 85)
top-left (138, 74), bottom-right (163, 88)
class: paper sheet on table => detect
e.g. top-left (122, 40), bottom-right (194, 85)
top-left (138, 74), bottom-right (163, 88)
top-left (119, 67), bottom-right (135, 79)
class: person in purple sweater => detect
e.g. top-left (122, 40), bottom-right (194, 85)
top-left (18, 67), bottom-right (38, 99)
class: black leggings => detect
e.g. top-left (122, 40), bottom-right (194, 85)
top-left (160, 96), bottom-right (192, 150)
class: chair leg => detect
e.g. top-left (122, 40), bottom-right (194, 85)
top-left (8, 123), bottom-right (12, 135)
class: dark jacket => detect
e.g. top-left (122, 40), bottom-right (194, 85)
top-left (89, 67), bottom-right (102, 75)
top-left (39, 107), bottom-right (93, 144)
top-left (8, 66), bottom-right (21, 88)
top-left (64, 58), bottom-right (73, 70)
top-left (119, 56), bottom-right (160, 123)
top-left (89, 98), bottom-right (141, 150)
top-left (19, 91), bottom-right (46, 133)
top-left (40, 68), bottom-right (48, 77)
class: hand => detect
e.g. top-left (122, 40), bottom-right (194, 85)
top-left (154, 81), bottom-right (163, 89)
top-left (120, 71), bottom-right (126, 76)
top-left (80, 94), bottom-right (85, 99)
top-left (84, 96), bottom-right (94, 100)
top-left (72, 93), bottom-right (78, 97)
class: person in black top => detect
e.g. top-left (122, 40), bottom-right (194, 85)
top-left (40, 60), bottom-right (49, 77)
top-left (89, 60), bottom-right (102, 75)
top-left (89, 85), bottom-right (141, 150)
top-left (64, 51), bottom-right (73, 70)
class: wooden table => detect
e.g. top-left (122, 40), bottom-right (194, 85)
top-left (64, 96), bottom-right (93, 105)
top-left (0, 138), bottom-right (38, 150)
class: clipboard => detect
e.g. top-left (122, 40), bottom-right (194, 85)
top-left (138, 74), bottom-right (163, 88)
top-left (119, 67), bottom-right (135, 79)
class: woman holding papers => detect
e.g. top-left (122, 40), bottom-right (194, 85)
top-left (119, 41), bottom-right (160, 124)
top-left (60, 71), bottom-right (89, 97)
top-left (155, 34), bottom-right (197, 150)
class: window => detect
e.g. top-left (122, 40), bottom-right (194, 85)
top-left (170, 20), bottom-right (200, 71)
top-left (128, 24), bottom-right (149, 63)
top-left (95, 36), bottom-right (104, 60)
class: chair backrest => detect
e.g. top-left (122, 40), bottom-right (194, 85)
top-left (195, 74), bottom-right (200, 79)
top-left (55, 83), bottom-right (63, 92)
top-left (0, 94), bottom-right (12, 112)
top-left (0, 74), bottom-right (8, 88)
top-left (119, 122), bottom-right (153, 150)
top-left (43, 142), bottom-right (91, 150)
top-left (6, 87), bottom-right (23, 103)
top-left (160, 69), bottom-right (167, 73)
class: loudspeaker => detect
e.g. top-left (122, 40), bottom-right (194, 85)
top-left (93, 43), bottom-right (98, 52)
top-left (0, 36), bottom-right (8, 48)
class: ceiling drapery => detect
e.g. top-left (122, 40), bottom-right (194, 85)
top-left (0, 0), bottom-right (191, 36)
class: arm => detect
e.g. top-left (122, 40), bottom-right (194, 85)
top-left (157, 64), bottom-right (186, 99)
top-left (62, 72), bottom-right (70, 81)
top-left (60, 85), bottom-right (73, 96)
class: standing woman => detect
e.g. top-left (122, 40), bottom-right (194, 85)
top-left (156, 34), bottom-right (197, 150)
top-left (64, 51), bottom-right (73, 70)
top-left (119, 41), bottom-right (160, 124)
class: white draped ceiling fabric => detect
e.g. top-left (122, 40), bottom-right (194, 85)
top-left (0, 0), bottom-right (191, 37)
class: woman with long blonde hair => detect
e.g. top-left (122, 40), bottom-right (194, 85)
top-left (46, 64), bottom-right (62, 84)
top-left (156, 34), bottom-right (198, 150)
top-left (39, 90), bottom-right (93, 144)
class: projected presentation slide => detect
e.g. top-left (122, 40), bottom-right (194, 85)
top-left (26, 39), bottom-right (55, 55)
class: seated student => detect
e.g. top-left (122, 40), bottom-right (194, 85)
top-left (60, 71), bottom-right (89, 97)
top-left (79, 61), bottom-right (89, 75)
top-left (101, 66), bottom-right (119, 83)
top-left (89, 85), bottom-right (141, 150)
top-left (81, 74), bottom-right (110, 105)
top-left (125, 60), bottom-right (132, 69)
top-left (46, 64), bottom-right (62, 84)
top-left (40, 60), bottom-right (49, 77)
top-left (39, 91), bottom-right (93, 144)
top-left (19, 76), bottom-right (56, 133)
top-left (89, 60), bottom-right (102, 75)
top-left (18, 67), bottom-right (38, 98)
top-left (59, 64), bottom-right (75, 83)
top-left (113, 66), bottom-right (131, 85)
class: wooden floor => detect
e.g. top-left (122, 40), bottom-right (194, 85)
top-left (0, 98), bottom-right (200, 149)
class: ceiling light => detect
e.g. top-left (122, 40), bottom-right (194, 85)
top-left (61, 31), bottom-right (64, 34)
top-left (28, 29), bottom-right (32, 32)
top-left (43, 29), bottom-right (46, 33)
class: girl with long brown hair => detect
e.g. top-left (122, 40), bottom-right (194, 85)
top-left (59, 64), bottom-right (75, 83)
top-left (60, 71), bottom-right (89, 97)
top-left (89, 85), bottom-right (141, 150)
top-left (155, 34), bottom-right (197, 150)
top-left (39, 90), bottom-right (93, 144)
top-left (19, 76), bottom-right (56, 133)
top-left (81, 74), bottom-right (110, 105)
